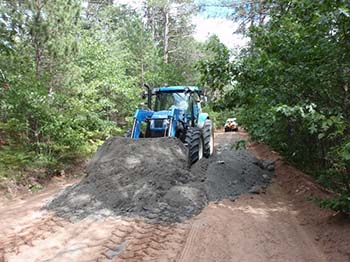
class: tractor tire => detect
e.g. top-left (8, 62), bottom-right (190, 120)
top-left (203, 120), bottom-right (214, 158)
top-left (185, 127), bottom-right (203, 166)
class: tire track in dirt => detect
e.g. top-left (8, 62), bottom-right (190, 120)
top-left (0, 215), bottom-right (69, 255)
top-left (2, 214), bottom-right (191, 262)
top-left (97, 220), bottom-right (190, 262)
top-left (177, 220), bottom-right (201, 262)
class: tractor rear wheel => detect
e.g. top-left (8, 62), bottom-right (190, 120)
top-left (185, 127), bottom-right (203, 166)
top-left (203, 120), bottom-right (214, 157)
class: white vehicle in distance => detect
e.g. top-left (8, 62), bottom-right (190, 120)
top-left (224, 118), bottom-right (238, 132)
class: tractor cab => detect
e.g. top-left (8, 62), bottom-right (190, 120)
top-left (131, 86), bottom-right (204, 139)
top-left (153, 86), bottom-right (201, 126)
top-left (128, 85), bottom-right (213, 165)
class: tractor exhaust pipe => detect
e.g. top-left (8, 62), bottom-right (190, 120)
top-left (144, 84), bottom-right (152, 110)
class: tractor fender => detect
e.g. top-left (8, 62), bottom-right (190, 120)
top-left (197, 113), bottom-right (209, 129)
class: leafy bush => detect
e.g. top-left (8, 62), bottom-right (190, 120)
top-left (198, 0), bottom-right (350, 212)
top-left (317, 196), bottom-right (350, 213)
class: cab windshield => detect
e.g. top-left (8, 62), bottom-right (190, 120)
top-left (154, 92), bottom-right (189, 111)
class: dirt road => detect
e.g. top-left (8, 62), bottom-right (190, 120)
top-left (1, 132), bottom-right (349, 262)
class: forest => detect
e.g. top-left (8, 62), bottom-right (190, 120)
top-left (0, 0), bottom-right (214, 177)
top-left (1, 0), bottom-right (350, 212)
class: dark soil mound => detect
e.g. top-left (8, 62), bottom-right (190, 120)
top-left (46, 136), bottom-right (274, 223)
top-left (46, 137), bottom-right (207, 222)
top-left (205, 143), bottom-right (273, 201)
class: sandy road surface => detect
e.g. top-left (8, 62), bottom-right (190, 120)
top-left (179, 188), bottom-right (326, 262)
top-left (0, 131), bottom-right (348, 262)
top-left (178, 132), bottom-right (327, 262)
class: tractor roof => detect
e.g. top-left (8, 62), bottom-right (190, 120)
top-left (154, 86), bottom-right (200, 93)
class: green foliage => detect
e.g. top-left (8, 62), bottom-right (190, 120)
top-left (196, 35), bottom-right (237, 128)
top-left (0, 0), bottom-right (205, 183)
top-left (198, 0), bottom-right (350, 212)
top-left (201, 103), bottom-right (236, 129)
top-left (196, 35), bottom-right (233, 94)
top-left (233, 139), bottom-right (247, 150)
top-left (316, 196), bottom-right (350, 213)
top-left (29, 183), bottom-right (44, 192)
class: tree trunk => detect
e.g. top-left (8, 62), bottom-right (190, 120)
top-left (34, 44), bottom-right (42, 80)
top-left (163, 6), bottom-right (170, 64)
top-left (32, 0), bottom-right (43, 81)
top-left (258, 0), bottom-right (266, 25)
top-left (151, 7), bottom-right (156, 41)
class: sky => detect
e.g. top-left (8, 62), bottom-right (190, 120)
top-left (192, 16), bottom-right (248, 49)
top-left (193, 0), bottom-right (249, 49)
top-left (113, 0), bottom-right (248, 49)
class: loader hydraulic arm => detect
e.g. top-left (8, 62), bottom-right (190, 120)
top-left (131, 109), bottom-right (153, 139)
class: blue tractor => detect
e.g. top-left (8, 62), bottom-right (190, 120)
top-left (127, 85), bottom-right (214, 165)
